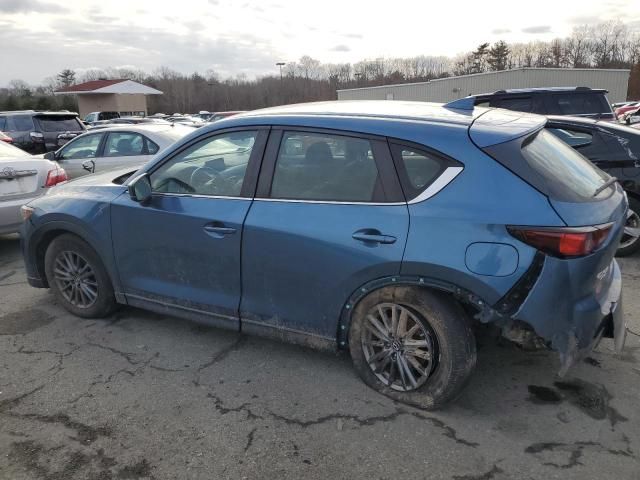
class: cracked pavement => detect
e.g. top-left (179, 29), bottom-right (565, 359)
top-left (1, 234), bottom-right (639, 479)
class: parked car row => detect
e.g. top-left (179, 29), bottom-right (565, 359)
top-left (18, 100), bottom-right (627, 409)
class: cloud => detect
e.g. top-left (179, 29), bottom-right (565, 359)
top-left (491, 28), bottom-right (511, 34)
top-left (0, 16), bottom-right (282, 85)
top-left (343, 33), bottom-right (363, 39)
top-left (330, 44), bottom-right (350, 52)
top-left (0, 0), bottom-right (67, 13)
top-left (568, 15), bottom-right (600, 25)
top-left (521, 25), bottom-right (552, 34)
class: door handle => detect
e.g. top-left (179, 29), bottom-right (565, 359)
top-left (352, 229), bottom-right (396, 245)
top-left (203, 224), bottom-right (236, 237)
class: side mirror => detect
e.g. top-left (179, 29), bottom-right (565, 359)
top-left (82, 159), bottom-right (95, 173)
top-left (128, 173), bottom-right (152, 205)
top-left (43, 151), bottom-right (56, 161)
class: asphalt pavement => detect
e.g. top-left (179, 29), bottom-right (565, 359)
top-left (1, 233), bottom-right (639, 479)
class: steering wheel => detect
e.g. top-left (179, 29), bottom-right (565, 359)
top-left (190, 166), bottom-right (220, 191)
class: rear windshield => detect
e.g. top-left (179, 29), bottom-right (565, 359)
top-left (521, 129), bottom-right (610, 199)
top-left (35, 116), bottom-right (83, 132)
top-left (484, 128), bottom-right (612, 202)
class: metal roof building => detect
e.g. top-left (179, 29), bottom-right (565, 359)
top-left (337, 68), bottom-right (630, 104)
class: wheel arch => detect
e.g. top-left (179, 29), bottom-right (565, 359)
top-left (31, 221), bottom-right (121, 298)
top-left (336, 275), bottom-right (492, 349)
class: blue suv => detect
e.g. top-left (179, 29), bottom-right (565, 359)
top-left (20, 101), bottom-right (627, 408)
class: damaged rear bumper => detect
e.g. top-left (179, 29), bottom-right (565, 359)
top-left (509, 257), bottom-right (626, 374)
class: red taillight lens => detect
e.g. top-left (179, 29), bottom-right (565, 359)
top-left (44, 167), bottom-right (68, 187)
top-left (508, 225), bottom-right (612, 258)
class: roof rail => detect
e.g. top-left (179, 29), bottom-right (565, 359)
top-left (443, 96), bottom-right (475, 111)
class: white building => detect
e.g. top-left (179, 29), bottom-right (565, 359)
top-left (337, 68), bottom-right (630, 104)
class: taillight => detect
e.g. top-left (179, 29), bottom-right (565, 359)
top-left (1, 136), bottom-right (12, 143)
top-left (30, 131), bottom-right (45, 143)
top-left (508, 224), bottom-right (613, 258)
top-left (44, 167), bottom-right (68, 187)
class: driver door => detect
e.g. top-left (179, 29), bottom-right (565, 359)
top-left (55, 132), bottom-right (105, 178)
top-left (110, 128), bottom-right (268, 329)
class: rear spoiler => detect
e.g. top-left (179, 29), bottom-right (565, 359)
top-left (469, 109), bottom-right (547, 148)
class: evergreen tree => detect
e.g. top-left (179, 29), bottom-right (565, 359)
top-left (57, 69), bottom-right (76, 88)
top-left (488, 41), bottom-right (510, 71)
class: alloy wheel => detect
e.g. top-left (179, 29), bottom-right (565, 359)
top-left (621, 207), bottom-right (640, 250)
top-left (53, 251), bottom-right (99, 308)
top-left (361, 303), bottom-right (438, 392)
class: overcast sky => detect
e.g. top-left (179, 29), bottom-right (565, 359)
top-left (1, 0), bottom-right (640, 86)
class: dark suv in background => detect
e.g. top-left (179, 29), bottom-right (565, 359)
top-left (471, 87), bottom-right (615, 120)
top-left (0, 110), bottom-right (86, 154)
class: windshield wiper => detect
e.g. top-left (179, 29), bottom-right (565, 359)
top-left (593, 176), bottom-right (618, 197)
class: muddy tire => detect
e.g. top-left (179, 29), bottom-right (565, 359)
top-left (349, 286), bottom-right (476, 410)
top-left (616, 196), bottom-right (640, 257)
top-left (44, 234), bottom-right (118, 318)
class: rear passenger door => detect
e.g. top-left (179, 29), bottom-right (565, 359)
top-left (240, 128), bottom-right (409, 343)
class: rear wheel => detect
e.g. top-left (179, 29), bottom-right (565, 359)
top-left (349, 286), bottom-right (476, 410)
top-left (44, 234), bottom-right (118, 318)
top-left (617, 196), bottom-right (640, 257)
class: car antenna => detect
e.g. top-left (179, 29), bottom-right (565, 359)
top-left (443, 97), bottom-right (475, 111)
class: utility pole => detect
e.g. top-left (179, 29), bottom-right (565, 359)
top-left (276, 62), bottom-right (286, 105)
top-left (276, 62), bottom-right (286, 82)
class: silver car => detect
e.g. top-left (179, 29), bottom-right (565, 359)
top-left (42, 124), bottom-right (193, 179)
top-left (0, 141), bottom-right (67, 235)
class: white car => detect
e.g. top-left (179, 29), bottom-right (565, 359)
top-left (0, 141), bottom-right (67, 235)
top-left (42, 124), bottom-right (193, 179)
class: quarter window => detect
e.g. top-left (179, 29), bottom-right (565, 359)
top-left (270, 132), bottom-right (380, 202)
top-left (390, 144), bottom-right (454, 201)
top-left (151, 130), bottom-right (257, 196)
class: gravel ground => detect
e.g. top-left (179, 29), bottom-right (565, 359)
top-left (1, 233), bottom-right (639, 480)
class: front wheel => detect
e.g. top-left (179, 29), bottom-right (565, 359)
top-left (349, 287), bottom-right (476, 410)
top-left (44, 234), bottom-right (118, 318)
top-left (616, 196), bottom-right (640, 257)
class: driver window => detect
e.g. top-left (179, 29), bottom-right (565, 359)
top-left (59, 133), bottom-right (103, 160)
top-left (150, 130), bottom-right (257, 196)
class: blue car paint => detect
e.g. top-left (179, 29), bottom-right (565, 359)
top-left (464, 243), bottom-right (519, 277)
top-left (240, 202), bottom-right (409, 341)
top-left (110, 193), bottom-right (251, 329)
top-left (20, 101), bottom-right (626, 369)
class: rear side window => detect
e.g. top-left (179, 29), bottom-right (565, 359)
top-left (104, 132), bottom-right (145, 157)
top-left (495, 97), bottom-right (532, 112)
top-left (521, 129), bottom-right (609, 199)
top-left (6, 115), bottom-right (34, 132)
top-left (548, 94), bottom-right (610, 116)
top-left (35, 116), bottom-right (83, 132)
top-left (270, 132), bottom-right (380, 202)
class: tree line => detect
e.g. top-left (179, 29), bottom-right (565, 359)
top-left (1, 20), bottom-right (639, 115)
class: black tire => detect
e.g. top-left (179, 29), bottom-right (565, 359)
top-left (44, 233), bottom-right (118, 318)
top-left (349, 286), bottom-right (476, 410)
top-left (616, 196), bottom-right (640, 257)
